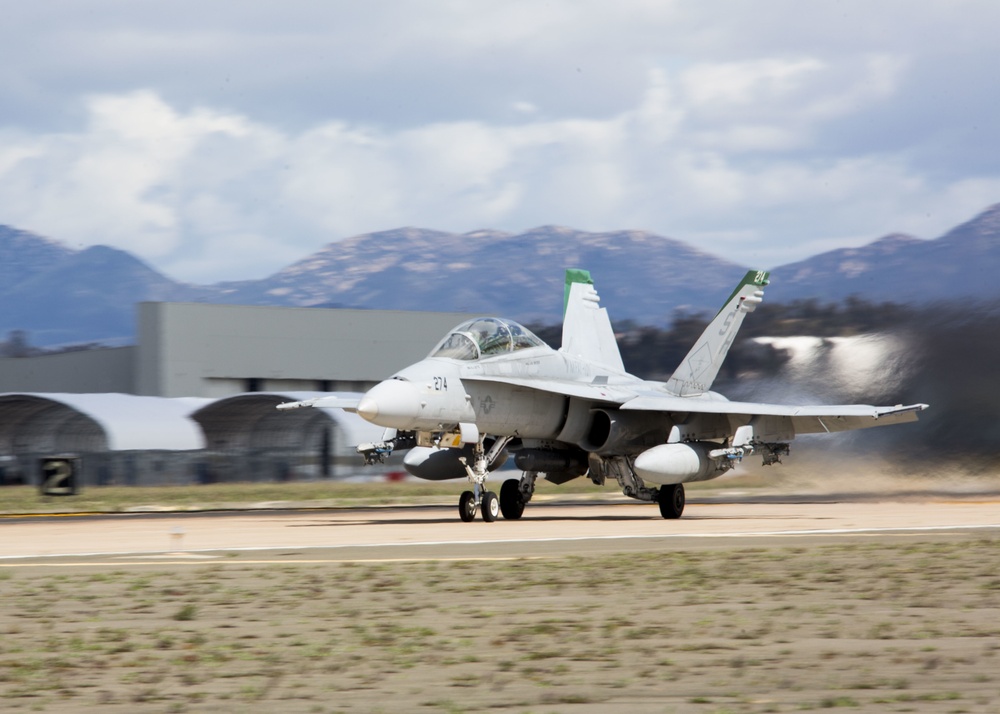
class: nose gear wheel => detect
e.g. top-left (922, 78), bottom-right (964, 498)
top-left (459, 491), bottom-right (477, 522)
top-left (481, 491), bottom-right (499, 522)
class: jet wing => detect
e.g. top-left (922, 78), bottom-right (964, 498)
top-left (621, 392), bottom-right (928, 434)
top-left (277, 395), bottom-right (361, 412)
top-left (463, 376), bottom-right (927, 433)
top-left (462, 375), bottom-right (637, 404)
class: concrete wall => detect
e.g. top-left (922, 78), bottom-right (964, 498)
top-left (0, 347), bottom-right (135, 394)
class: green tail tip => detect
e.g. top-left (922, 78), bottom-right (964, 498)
top-left (564, 268), bottom-right (594, 314)
top-left (713, 270), bottom-right (771, 318)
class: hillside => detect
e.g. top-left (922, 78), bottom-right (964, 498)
top-left (217, 226), bottom-right (747, 324)
top-left (769, 204), bottom-right (1000, 304)
top-left (2, 203), bottom-right (1000, 347)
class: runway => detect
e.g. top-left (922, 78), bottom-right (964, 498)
top-left (2, 494), bottom-right (999, 566)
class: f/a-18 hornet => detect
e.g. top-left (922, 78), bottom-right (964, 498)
top-left (280, 269), bottom-right (927, 522)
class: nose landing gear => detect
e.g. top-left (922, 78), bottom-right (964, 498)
top-left (457, 436), bottom-right (512, 522)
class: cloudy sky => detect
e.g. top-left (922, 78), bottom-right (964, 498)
top-left (1, 1), bottom-right (999, 283)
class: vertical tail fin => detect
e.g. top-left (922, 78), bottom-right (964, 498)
top-left (560, 269), bottom-right (626, 373)
top-left (665, 270), bottom-right (769, 396)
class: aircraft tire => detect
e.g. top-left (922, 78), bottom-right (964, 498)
top-left (657, 483), bottom-right (685, 519)
top-left (482, 491), bottom-right (499, 522)
top-left (459, 491), bottom-right (477, 522)
top-left (499, 479), bottom-right (525, 520)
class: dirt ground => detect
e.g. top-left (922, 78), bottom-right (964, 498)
top-left (1, 533), bottom-right (998, 713)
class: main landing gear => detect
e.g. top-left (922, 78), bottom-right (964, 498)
top-left (591, 455), bottom-right (686, 519)
top-left (499, 479), bottom-right (524, 519)
top-left (499, 472), bottom-right (537, 520)
top-left (657, 483), bottom-right (685, 519)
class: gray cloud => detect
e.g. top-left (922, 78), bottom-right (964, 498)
top-left (1, 1), bottom-right (999, 282)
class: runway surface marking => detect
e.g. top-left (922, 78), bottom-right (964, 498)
top-left (0, 556), bottom-right (549, 568)
top-left (1, 522), bottom-right (998, 564)
top-left (2, 499), bottom-right (999, 564)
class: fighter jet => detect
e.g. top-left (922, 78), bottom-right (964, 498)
top-left (280, 269), bottom-right (927, 522)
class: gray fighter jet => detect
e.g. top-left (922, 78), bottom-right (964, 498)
top-left (280, 269), bottom-right (927, 522)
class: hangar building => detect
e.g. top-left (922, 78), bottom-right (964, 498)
top-left (1, 302), bottom-right (477, 398)
top-left (0, 303), bottom-right (478, 487)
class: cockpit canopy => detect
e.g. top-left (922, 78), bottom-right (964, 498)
top-left (429, 317), bottom-right (547, 361)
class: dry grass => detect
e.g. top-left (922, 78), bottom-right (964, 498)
top-left (1, 535), bottom-right (999, 712)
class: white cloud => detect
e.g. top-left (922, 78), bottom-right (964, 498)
top-left (0, 90), bottom-right (289, 274)
top-left (680, 58), bottom-right (825, 109)
top-left (0, 2), bottom-right (998, 282)
top-left (0, 68), bottom-right (990, 282)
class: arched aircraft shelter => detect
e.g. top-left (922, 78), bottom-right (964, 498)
top-left (0, 393), bottom-right (208, 486)
top-left (191, 392), bottom-right (380, 482)
top-left (0, 392), bottom-right (385, 487)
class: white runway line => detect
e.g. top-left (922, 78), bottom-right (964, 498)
top-left (2, 522), bottom-right (998, 563)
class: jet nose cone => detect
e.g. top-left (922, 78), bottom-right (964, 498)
top-left (357, 379), bottom-right (422, 428)
top-left (356, 397), bottom-right (379, 421)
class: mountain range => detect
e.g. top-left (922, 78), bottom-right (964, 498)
top-left (2, 203), bottom-right (1000, 347)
